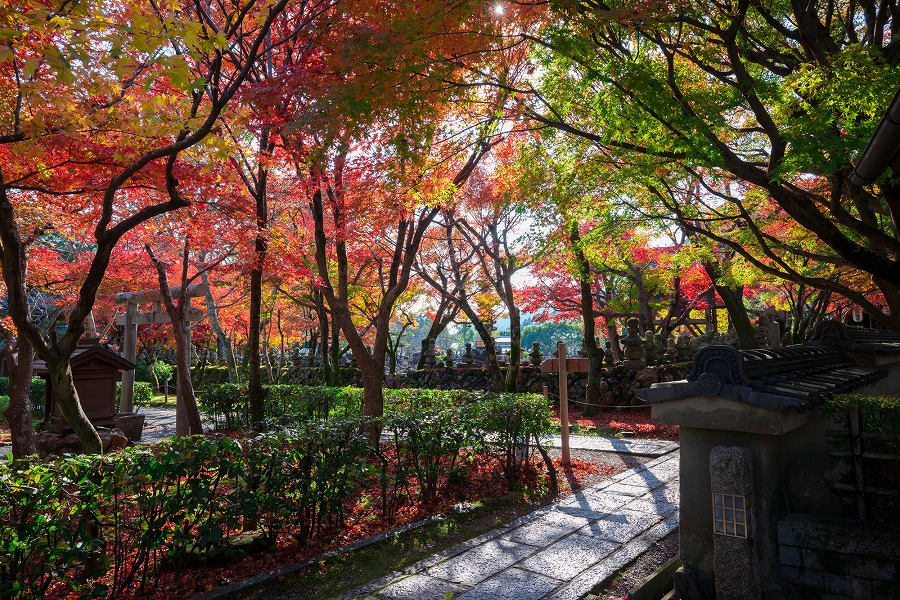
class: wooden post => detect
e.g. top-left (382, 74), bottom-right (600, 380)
top-left (119, 302), bottom-right (138, 413)
top-left (558, 341), bottom-right (570, 467)
top-left (849, 407), bottom-right (868, 521)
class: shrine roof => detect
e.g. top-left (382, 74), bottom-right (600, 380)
top-left (637, 322), bottom-right (896, 412)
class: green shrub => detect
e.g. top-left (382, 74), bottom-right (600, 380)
top-left (0, 423), bottom-right (369, 597)
top-left (150, 361), bottom-right (175, 386)
top-left (377, 402), bottom-right (479, 512)
top-left (823, 393), bottom-right (900, 456)
top-left (199, 384), bottom-right (362, 429)
top-left (0, 379), bottom-right (46, 409)
top-left (0, 395), bottom-right (8, 421)
top-left (115, 381), bottom-right (154, 411)
top-left (134, 359), bottom-right (153, 383)
top-left (472, 393), bottom-right (555, 480)
top-left (0, 387), bottom-right (556, 597)
top-left (191, 365), bottom-right (232, 388)
top-left (28, 380), bottom-right (44, 408)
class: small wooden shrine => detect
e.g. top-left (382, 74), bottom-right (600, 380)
top-left (35, 338), bottom-right (136, 433)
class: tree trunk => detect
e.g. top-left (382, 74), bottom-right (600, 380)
top-left (570, 225), bottom-right (605, 415)
top-left (504, 304), bottom-right (522, 392)
top-left (467, 309), bottom-right (504, 389)
top-left (146, 244), bottom-right (203, 435)
top-left (329, 311), bottom-right (341, 386)
top-left (3, 339), bottom-right (36, 458)
top-left (700, 256), bottom-right (757, 348)
top-left (247, 229), bottom-right (266, 427)
top-left (416, 298), bottom-right (458, 369)
top-left (172, 319), bottom-right (203, 435)
top-left (606, 320), bottom-right (622, 361)
top-left (356, 351), bottom-right (385, 421)
top-left (201, 270), bottom-right (238, 382)
top-left (46, 359), bottom-right (102, 454)
top-left (314, 291), bottom-right (331, 380)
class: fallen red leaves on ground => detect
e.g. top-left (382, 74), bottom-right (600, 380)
top-left (46, 441), bottom-right (626, 599)
top-left (552, 406), bottom-right (680, 441)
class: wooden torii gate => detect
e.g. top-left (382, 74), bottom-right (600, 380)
top-left (115, 284), bottom-right (207, 413)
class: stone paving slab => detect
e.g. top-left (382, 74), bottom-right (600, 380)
top-left (546, 513), bottom-right (680, 600)
top-left (546, 434), bottom-right (678, 457)
top-left (344, 451), bottom-right (681, 600)
top-left (624, 496), bottom-right (679, 517)
top-left (552, 490), bottom-right (632, 519)
top-left (518, 533), bottom-right (619, 581)
top-left (425, 538), bottom-right (538, 586)
top-left (455, 568), bottom-right (562, 600)
top-left (374, 574), bottom-right (467, 600)
top-left (577, 510), bottom-right (662, 544)
top-left (501, 510), bottom-right (594, 547)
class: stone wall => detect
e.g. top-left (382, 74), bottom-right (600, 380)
top-left (777, 513), bottom-right (900, 599)
top-left (193, 363), bottom-right (692, 408)
top-left (295, 363), bottom-right (690, 409)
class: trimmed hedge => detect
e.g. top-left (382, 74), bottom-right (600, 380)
top-left (199, 384), bottom-right (554, 488)
top-left (1, 387), bottom-right (554, 597)
top-left (0, 424), bottom-right (369, 598)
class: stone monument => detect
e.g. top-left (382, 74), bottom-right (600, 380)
top-left (462, 342), bottom-right (474, 365)
top-left (529, 342), bottom-right (543, 366)
top-left (621, 318), bottom-right (646, 370)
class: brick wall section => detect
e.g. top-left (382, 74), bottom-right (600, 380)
top-left (777, 513), bottom-right (900, 599)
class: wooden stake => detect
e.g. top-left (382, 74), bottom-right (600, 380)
top-left (558, 341), bottom-right (570, 467)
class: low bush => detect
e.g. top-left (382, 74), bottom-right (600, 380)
top-left (1, 386), bottom-right (555, 598)
top-left (473, 393), bottom-right (555, 479)
top-left (0, 379), bottom-right (45, 409)
top-left (199, 384), bottom-right (554, 482)
top-left (115, 381), bottom-right (154, 410)
top-left (199, 384), bottom-right (362, 429)
top-left (377, 403), bottom-right (479, 515)
top-left (0, 421), bottom-right (369, 598)
top-left (0, 395), bottom-right (8, 420)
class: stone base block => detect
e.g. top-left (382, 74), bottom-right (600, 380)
top-left (115, 412), bottom-right (146, 441)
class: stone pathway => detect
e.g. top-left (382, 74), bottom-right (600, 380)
top-left (548, 434), bottom-right (677, 457)
top-left (136, 405), bottom-right (180, 444)
top-left (336, 451), bottom-right (680, 600)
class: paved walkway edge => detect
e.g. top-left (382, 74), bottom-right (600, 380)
top-left (339, 452), bottom-right (680, 600)
top-left (545, 434), bottom-right (678, 457)
top-left (193, 513), bottom-right (450, 600)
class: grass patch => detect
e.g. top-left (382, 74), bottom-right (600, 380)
top-left (239, 489), bottom-right (553, 600)
top-left (148, 392), bottom-right (173, 407)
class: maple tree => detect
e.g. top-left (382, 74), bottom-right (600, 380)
top-left (515, 0), bottom-right (900, 330)
top-left (453, 151), bottom-right (537, 392)
top-left (270, 1), bottom-right (538, 422)
top-left (416, 210), bottom-right (509, 388)
top-left (0, 0), bottom-right (294, 451)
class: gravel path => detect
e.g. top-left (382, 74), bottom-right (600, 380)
top-left (136, 406), bottom-right (180, 443)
